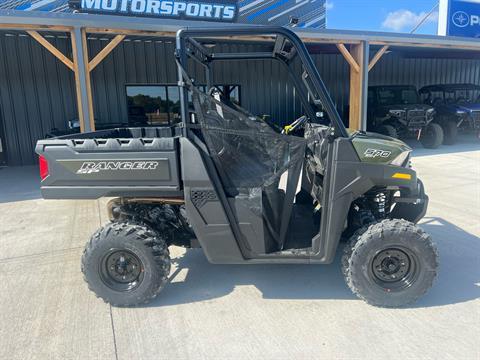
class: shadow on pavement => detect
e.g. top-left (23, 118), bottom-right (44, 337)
top-left (148, 216), bottom-right (479, 309)
top-left (0, 166), bottom-right (41, 204)
top-left (414, 217), bottom-right (480, 308)
top-left (407, 133), bottom-right (480, 157)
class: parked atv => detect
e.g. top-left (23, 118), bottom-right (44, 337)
top-left (419, 84), bottom-right (480, 144)
top-left (367, 85), bottom-right (443, 148)
top-left (36, 27), bottom-right (438, 308)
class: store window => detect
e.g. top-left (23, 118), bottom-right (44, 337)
top-left (126, 85), bottom-right (180, 126)
top-left (126, 84), bottom-right (240, 126)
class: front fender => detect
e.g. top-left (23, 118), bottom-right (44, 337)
top-left (390, 179), bottom-right (429, 224)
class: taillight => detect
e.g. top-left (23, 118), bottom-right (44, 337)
top-left (39, 155), bottom-right (49, 180)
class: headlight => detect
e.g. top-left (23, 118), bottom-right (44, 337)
top-left (426, 108), bottom-right (435, 119)
top-left (391, 150), bottom-right (411, 167)
top-left (389, 110), bottom-right (405, 118)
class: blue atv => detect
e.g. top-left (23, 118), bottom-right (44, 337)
top-left (419, 84), bottom-right (480, 145)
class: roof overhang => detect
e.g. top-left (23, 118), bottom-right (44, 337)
top-left (1, 10), bottom-right (480, 52)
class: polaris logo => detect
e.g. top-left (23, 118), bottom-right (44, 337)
top-left (452, 11), bottom-right (480, 28)
top-left (77, 161), bottom-right (159, 174)
top-left (364, 149), bottom-right (391, 158)
top-left (76, 0), bottom-right (237, 21)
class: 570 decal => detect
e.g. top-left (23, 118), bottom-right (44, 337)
top-left (364, 148), bottom-right (392, 158)
top-left (77, 161), bottom-right (159, 174)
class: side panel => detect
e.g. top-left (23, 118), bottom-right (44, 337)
top-left (36, 137), bottom-right (182, 199)
top-left (312, 138), bottom-right (418, 264)
top-left (180, 137), bottom-right (246, 263)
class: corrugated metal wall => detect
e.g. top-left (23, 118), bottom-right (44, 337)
top-left (1, 32), bottom-right (479, 165)
top-left (0, 33), bottom-right (77, 166)
top-left (369, 53), bottom-right (480, 88)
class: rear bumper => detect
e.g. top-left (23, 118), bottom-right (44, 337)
top-left (390, 179), bottom-right (428, 224)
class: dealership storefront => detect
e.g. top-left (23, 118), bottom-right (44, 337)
top-left (0, 1), bottom-right (480, 166)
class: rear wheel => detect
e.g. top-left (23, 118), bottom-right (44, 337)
top-left (377, 124), bottom-right (398, 138)
top-left (82, 221), bottom-right (171, 307)
top-left (441, 119), bottom-right (458, 145)
top-left (420, 122), bottom-right (444, 149)
top-left (342, 219), bottom-right (438, 307)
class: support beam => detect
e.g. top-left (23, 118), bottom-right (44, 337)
top-left (71, 27), bottom-right (95, 132)
top-left (360, 41), bottom-right (370, 131)
top-left (88, 34), bottom-right (125, 72)
top-left (26, 30), bottom-right (74, 71)
top-left (368, 45), bottom-right (389, 72)
top-left (0, 24), bottom-right (71, 32)
top-left (336, 43), bottom-right (360, 73)
top-left (347, 42), bottom-right (368, 131)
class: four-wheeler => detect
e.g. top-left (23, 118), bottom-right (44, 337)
top-left (36, 26), bottom-right (438, 308)
top-left (367, 85), bottom-right (443, 149)
top-left (419, 84), bottom-right (480, 144)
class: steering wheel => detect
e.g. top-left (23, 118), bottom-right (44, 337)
top-left (282, 115), bottom-right (308, 135)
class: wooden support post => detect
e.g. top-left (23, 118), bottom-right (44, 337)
top-left (71, 27), bottom-right (95, 132)
top-left (347, 43), bottom-right (366, 131)
top-left (88, 34), bottom-right (125, 72)
top-left (26, 30), bottom-right (74, 71)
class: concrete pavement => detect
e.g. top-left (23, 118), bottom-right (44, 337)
top-left (0, 134), bottom-right (479, 359)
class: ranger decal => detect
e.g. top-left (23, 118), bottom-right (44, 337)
top-left (77, 161), bottom-right (159, 174)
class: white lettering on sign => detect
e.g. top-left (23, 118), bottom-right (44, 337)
top-left (81, 0), bottom-right (237, 21)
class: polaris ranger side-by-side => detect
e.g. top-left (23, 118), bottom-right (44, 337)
top-left (419, 84), bottom-right (480, 145)
top-left (36, 27), bottom-right (438, 307)
top-left (367, 85), bottom-right (444, 149)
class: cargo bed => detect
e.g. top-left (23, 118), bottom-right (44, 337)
top-left (36, 127), bottom-right (183, 199)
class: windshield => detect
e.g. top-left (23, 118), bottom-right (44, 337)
top-left (377, 88), bottom-right (419, 106)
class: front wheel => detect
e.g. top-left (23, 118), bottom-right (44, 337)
top-left (420, 123), bottom-right (444, 149)
top-left (441, 119), bottom-right (458, 145)
top-left (342, 219), bottom-right (438, 307)
top-left (82, 221), bottom-right (171, 307)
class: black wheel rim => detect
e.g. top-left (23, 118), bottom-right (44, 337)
top-left (100, 249), bottom-right (144, 292)
top-left (370, 247), bottom-right (419, 292)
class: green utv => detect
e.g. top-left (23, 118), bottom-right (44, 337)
top-left (36, 27), bottom-right (438, 307)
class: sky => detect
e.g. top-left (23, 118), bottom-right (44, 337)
top-left (326, 0), bottom-right (440, 35)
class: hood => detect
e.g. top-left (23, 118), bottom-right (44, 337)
top-left (350, 130), bottom-right (411, 165)
top-left (378, 104), bottom-right (433, 112)
top-left (456, 102), bottom-right (480, 112)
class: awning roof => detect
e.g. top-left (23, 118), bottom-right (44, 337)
top-left (1, 9), bottom-right (480, 52)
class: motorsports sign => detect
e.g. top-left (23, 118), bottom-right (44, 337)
top-left (7, 0), bottom-right (326, 28)
top-left (447, 0), bottom-right (480, 37)
top-left (69, 0), bottom-right (237, 22)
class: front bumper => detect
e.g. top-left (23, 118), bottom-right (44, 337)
top-left (390, 179), bottom-right (429, 224)
top-left (469, 112), bottom-right (480, 129)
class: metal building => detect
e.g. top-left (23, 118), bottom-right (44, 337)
top-left (0, 10), bottom-right (479, 166)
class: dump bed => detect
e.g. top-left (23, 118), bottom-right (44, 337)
top-left (36, 127), bottom-right (183, 199)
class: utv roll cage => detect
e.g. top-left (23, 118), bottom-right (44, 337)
top-left (175, 26), bottom-right (349, 138)
top-left (164, 26), bottom-right (424, 264)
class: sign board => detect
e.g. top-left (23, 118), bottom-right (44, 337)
top-left (69, 0), bottom-right (238, 22)
top-left (6, 0), bottom-right (326, 28)
top-left (439, 0), bottom-right (480, 37)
